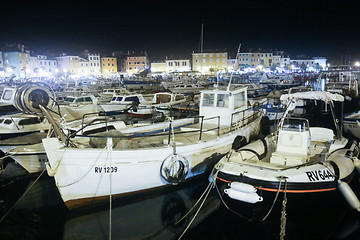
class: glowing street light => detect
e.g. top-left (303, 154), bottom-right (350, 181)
top-left (355, 62), bottom-right (360, 67)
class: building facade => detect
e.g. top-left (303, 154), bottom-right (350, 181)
top-left (3, 51), bottom-right (31, 78)
top-left (192, 51), bottom-right (228, 73)
top-left (126, 55), bottom-right (148, 74)
top-left (55, 55), bottom-right (81, 74)
top-left (165, 59), bottom-right (191, 73)
top-left (101, 57), bottom-right (117, 74)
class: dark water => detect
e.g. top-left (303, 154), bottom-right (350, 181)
top-left (1, 174), bottom-right (360, 240)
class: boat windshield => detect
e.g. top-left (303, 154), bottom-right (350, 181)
top-left (281, 118), bottom-right (309, 132)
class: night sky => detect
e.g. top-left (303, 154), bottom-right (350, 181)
top-left (2, 0), bottom-right (359, 61)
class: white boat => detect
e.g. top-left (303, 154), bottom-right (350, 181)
top-left (41, 87), bottom-right (267, 208)
top-left (343, 110), bottom-right (360, 139)
top-left (211, 91), bottom-right (360, 215)
top-left (0, 113), bottom-right (50, 140)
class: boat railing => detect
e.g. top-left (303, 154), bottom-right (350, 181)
top-left (65, 114), bottom-right (223, 148)
top-left (230, 107), bottom-right (263, 131)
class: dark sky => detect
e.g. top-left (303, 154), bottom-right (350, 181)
top-left (2, 0), bottom-right (359, 61)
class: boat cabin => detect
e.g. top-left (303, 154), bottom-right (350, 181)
top-left (199, 88), bottom-right (248, 126)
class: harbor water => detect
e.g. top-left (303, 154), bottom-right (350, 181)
top-left (1, 173), bottom-right (360, 240)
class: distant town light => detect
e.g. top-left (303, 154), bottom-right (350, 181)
top-left (355, 62), bottom-right (360, 67)
top-left (6, 67), bottom-right (13, 73)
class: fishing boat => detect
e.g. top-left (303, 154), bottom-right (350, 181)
top-left (37, 86), bottom-right (266, 208)
top-left (211, 91), bottom-right (360, 218)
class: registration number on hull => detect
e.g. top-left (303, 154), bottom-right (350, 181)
top-left (94, 166), bottom-right (118, 173)
top-left (305, 169), bottom-right (334, 182)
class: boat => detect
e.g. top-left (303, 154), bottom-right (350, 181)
top-left (211, 91), bottom-right (360, 218)
top-left (36, 86), bottom-right (267, 208)
top-left (0, 113), bottom-right (50, 140)
top-left (343, 110), bottom-right (360, 139)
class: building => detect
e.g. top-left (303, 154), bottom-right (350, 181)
top-left (81, 50), bottom-right (101, 74)
top-left (165, 59), bottom-right (191, 73)
top-left (272, 55), bottom-right (290, 67)
top-left (192, 51), bottom-right (228, 73)
top-left (3, 51), bottom-right (31, 78)
top-left (126, 54), bottom-right (148, 74)
top-left (101, 56), bottom-right (117, 74)
top-left (78, 57), bottom-right (90, 75)
top-left (150, 60), bottom-right (166, 73)
top-left (112, 51), bottom-right (129, 73)
top-left (29, 55), bottom-right (57, 77)
top-left (55, 55), bottom-right (83, 74)
top-left (290, 57), bottom-right (327, 70)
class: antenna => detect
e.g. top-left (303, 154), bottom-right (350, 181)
top-left (227, 43), bottom-right (242, 91)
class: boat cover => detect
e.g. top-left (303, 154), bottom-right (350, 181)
top-left (280, 91), bottom-right (344, 103)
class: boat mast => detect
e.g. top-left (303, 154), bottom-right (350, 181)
top-left (227, 43), bottom-right (241, 91)
top-left (200, 23), bottom-right (204, 74)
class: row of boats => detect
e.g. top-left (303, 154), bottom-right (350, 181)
top-left (1, 78), bottom-right (360, 222)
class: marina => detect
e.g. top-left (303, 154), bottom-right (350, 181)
top-left (1, 70), bottom-right (360, 239)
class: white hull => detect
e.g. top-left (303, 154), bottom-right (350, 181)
top-left (43, 118), bottom-right (261, 207)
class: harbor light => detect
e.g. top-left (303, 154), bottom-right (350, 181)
top-left (355, 62), bottom-right (360, 67)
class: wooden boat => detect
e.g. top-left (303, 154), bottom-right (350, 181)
top-left (211, 91), bottom-right (360, 217)
top-left (40, 87), bottom-right (267, 208)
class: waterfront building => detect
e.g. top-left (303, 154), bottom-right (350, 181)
top-left (112, 51), bottom-right (129, 73)
top-left (192, 51), bottom-right (228, 74)
top-left (3, 50), bottom-right (31, 78)
top-left (126, 54), bottom-right (148, 74)
top-left (150, 60), bottom-right (166, 73)
top-left (29, 55), bottom-right (57, 77)
top-left (272, 55), bottom-right (290, 67)
top-left (81, 51), bottom-right (101, 75)
top-left (165, 59), bottom-right (191, 73)
top-left (290, 57), bottom-right (327, 70)
top-left (78, 57), bottom-right (90, 75)
top-left (55, 55), bottom-right (81, 74)
top-left (101, 56), bottom-right (117, 74)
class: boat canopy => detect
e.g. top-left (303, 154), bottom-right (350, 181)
top-left (280, 91), bottom-right (344, 103)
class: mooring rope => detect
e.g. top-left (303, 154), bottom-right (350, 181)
top-left (177, 170), bottom-right (219, 240)
top-left (107, 138), bottom-right (113, 240)
top-left (0, 168), bottom-right (46, 223)
top-left (262, 176), bottom-right (284, 221)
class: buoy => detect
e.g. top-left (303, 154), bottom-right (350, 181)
top-left (224, 188), bottom-right (263, 204)
top-left (229, 182), bottom-right (257, 193)
top-left (338, 180), bottom-right (360, 212)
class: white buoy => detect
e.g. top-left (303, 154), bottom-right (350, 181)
top-left (224, 188), bottom-right (263, 204)
top-left (338, 180), bottom-right (360, 212)
top-left (230, 182), bottom-right (257, 193)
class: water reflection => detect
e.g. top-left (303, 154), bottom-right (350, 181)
top-left (1, 175), bottom-right (360, 240)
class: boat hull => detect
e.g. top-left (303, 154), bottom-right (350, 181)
top-left (43, 118), bottom-right (261, 208)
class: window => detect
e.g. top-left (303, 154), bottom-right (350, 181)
top-left (84, 97), bottom-right (92, 102)
top-left (234, 92), bottom-right (246, 109)
top-left (125, 96), bottom-right (140, 103)
top-left (4, 119), bottom-right (11, 124)
top-left (2, 90), bottom-right (14, 100)
top-left (202, 93), bottom-right (215, 106)
top-left (203, 59), bottom-right (206, 63)
top-left (18, 117), bottom-right (42, 125)
top-left (217, 94), bottom-right (229, 108)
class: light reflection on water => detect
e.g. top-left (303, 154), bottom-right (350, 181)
top-left (0, 174), bottom-right (360, 240)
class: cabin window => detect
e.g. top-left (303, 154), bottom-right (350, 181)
top-left (65, 97), bottom-right (75, 102)
top-left (84, 97), bottom-right (92, 102)
top-left (202, 93), bottom-right (215, 106)
top-left (175, 95), bottom-right (185, 101)
top-left (116, 97), bottom-right (123, 101)
top-left (18, 117), bottom-right (41, 125)
top-left (75, 98), bottom-right (84, 102)
top-left (217, 94), bottom-right (229, 108)
top-left (2, 90), bottom-right (14, 100)
top-left (4, 119), bottom-right (12, 124)
top-left (234, 92), bottom-right (246, 109)
top-left (125, 96), bottom-right (140, 103)
top-left (111, 97), bottom-right (116, 101)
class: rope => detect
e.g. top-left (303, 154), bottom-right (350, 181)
top-left (262, 176), bottom-right (283, 221)
top-left (177, 170), bottom-right (219, 240)
top-left (0, 168), bottom-right (46, 223)
top-left (175, 170), bottom-right (218, 225)
top-left (107, 138), bottom-right (113, 240)
top-left (280, 179), bottom-right (288, 240)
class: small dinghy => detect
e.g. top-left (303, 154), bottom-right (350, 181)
top-left (211, 91), bottom-right (360, 218)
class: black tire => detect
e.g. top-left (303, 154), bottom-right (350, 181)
top-left (232, 136), bottom-right (247, 150)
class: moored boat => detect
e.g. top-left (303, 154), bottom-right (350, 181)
top-left (211, 91), bottom-right (360, 219)
top-left (38, 87), bottom-right (267, 208)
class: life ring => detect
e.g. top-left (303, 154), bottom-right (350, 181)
top-left (160, 154), bottom-right (189, 185)
top-left (232, 136), bottom-right (247, 150)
